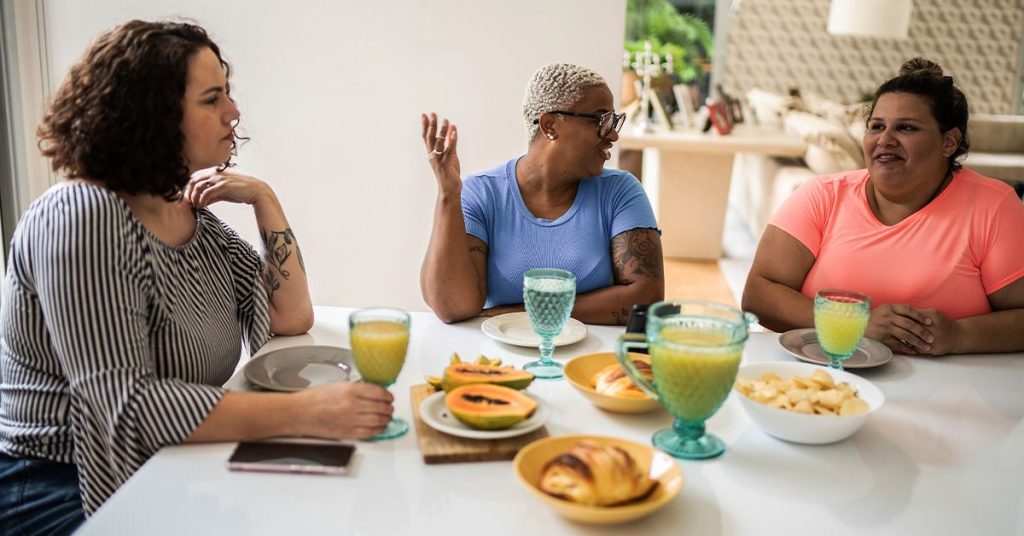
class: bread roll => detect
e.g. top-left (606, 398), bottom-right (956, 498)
top-left (592, 359), bottom-right (653, 399)
top-left (539, 440), bottom-right (656, 506)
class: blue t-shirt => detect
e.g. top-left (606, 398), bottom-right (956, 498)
top-left (462, 157), bottom-right (659, 307)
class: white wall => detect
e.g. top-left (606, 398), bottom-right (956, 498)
top-left (38, 0), bottom-right (627, 311)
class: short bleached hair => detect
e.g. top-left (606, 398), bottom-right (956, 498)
top-left (522, 63), bottom-right (606, 140)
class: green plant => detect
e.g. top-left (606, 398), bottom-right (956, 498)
top-left (625, 0), bottom-right (714, 83)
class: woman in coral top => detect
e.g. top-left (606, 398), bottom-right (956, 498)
top-left (743, 58), bottom-right (1024, 355)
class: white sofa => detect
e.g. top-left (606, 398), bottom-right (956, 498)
top-left (730, 89), bottom-right (1024, 241)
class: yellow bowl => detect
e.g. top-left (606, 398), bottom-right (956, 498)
top-left (513, 435), bottom-right (684, 525)
top-left (564, 352), bottom-right (662, 414)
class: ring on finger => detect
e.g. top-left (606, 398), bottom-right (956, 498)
top-left (897, 338), bottom-right (912, 347)
top-left (429, 149), bottom-right (444, 157)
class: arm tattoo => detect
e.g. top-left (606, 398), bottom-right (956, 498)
top-left (611, 229), bottom-right (664, 284)
top-left (260, 227), bottom-right (304, 298)
top-left (611, 308), bottom-right (631, 325)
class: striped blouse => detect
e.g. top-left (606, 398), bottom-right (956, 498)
top-left (0, 182), bottom-right (270, 514)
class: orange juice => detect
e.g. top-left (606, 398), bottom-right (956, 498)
top-left (649, 329), bottom-right (742, 422)
top-left (815, 306), bottom-right (869, 357)
top-left (350, 321), bottom-right (409, 385)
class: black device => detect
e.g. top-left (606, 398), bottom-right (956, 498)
top-left (625, 304), bottom-right (650, 354)
top-left (227, 441), bottom-right (356, 475)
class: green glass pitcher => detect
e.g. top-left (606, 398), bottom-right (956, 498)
top-left (617, 300), bottom-right (757, 459)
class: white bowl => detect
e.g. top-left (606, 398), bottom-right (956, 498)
top-left (735, 361), bottom-right (885, 445)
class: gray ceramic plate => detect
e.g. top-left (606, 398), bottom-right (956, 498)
top-left (778, 328), bottom-right (893, 369)
top-left (244, 345), bottom-right (360, 392)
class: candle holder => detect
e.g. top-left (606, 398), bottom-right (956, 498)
top-left (623, 41), bottom-right (672, 133)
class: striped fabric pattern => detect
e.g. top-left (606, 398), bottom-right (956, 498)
top-left (0, 182), bottom-right (270, 514)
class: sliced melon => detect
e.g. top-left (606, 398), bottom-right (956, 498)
top-left (441, 362), bottom-right (534, 392)
top-left (445, 384), bottom-right (537, 430)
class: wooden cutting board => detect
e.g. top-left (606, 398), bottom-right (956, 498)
top-left (409, 384), bottom-right (548, 464)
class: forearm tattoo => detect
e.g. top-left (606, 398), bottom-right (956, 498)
top-left (611, 308), bottom-right (631, 325)
top-left (611, 229), bottom-right (664, 284)
top-left (260, 227), bottom-right (305, 298)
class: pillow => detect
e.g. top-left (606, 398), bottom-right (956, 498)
top-left (746, 88), bottom-right (799, 129)
top-left (783, 111), bottom-right (864, 173)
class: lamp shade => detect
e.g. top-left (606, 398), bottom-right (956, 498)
top-left (827, 0), bottom-right (911, 39)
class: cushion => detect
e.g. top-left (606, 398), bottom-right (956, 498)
top-left (783, 111), bottom-right (864, 174)
top-left (962, 153), bottom-right (1024, 184)
top-left (969, 114), bottom-right (1024, 153)
top-left (745, 88), bottom-right (799, 129)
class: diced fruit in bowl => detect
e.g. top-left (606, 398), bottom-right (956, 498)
top-left (735, 361), bottom-right (884, 445)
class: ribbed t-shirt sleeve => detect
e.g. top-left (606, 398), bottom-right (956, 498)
top-left (32, 191), bottom-right (225, 514)
top-left (609, 172), bottom-right (659, 237)
top-left (977, 190), bottom-right (1024, 294)
top-left (768, 177), bottom-right (831, 256)
top-left (461, 175), bottom-right (490, 244)
top-left (215, 218), bottom-right (271, 351)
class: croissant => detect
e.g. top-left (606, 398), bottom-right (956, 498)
top-left (592, 359), bottom-right (653, 399)
top-left (539, 441), bottom-right (657, 506)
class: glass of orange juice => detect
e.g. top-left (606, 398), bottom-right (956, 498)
top-left (616, 300), bottom-right (756, 459)
top-left (349, 307), bottom-right (411, 440)
top-left (814, 289), bottom-right (870, 371)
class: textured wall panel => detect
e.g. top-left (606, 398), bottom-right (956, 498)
top-left (724, 0), bottom-right (1024, 113)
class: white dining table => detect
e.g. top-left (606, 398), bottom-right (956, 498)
top-left (79, 306), bottom-right (1024, 535)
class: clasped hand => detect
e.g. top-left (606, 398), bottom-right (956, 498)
top-left (866, 303), bottom-right (962, 356)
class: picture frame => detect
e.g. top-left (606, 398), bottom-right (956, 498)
top-left (716, 83), bottom-right (744, 125)
top-left (648, 88), bottom-right (672, 131)
top-left (706, 100), bottom-right (733, 135)
top-left (672, 83), bottom-right (696, 129)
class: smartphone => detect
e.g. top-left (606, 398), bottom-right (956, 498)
top-left (227, 441), bottom-right (355, 475)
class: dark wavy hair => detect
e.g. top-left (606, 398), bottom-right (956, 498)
top-left (37, 20), bottom-right (238, 200)
top-left (867, 58), bottom-right (970, 171)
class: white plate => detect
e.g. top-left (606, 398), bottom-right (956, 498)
top-left (244, 345), bottom-right (360, 392)
top-left (480, 312), bottom-right (587, 347)
top-left (778, 328), bottom-right (893, 369)
top-left (418, 390), bottom-right (549, 440)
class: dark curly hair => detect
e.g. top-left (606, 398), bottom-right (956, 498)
top-left (37, 20), bottom-right (238, 200)
top-left (867, 58), bottom-right (970, 171)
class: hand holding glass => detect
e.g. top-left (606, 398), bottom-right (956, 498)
top-left (522, 268), bottom-right (576, 380)
top-left (814, 289), bottom-right (870, 371)
top-left (349, 307), bottom-right (410, 440)
top-left (617, 300), bottom-right (756, 459)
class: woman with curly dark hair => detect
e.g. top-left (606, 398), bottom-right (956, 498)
top-left (0, 20), bottom-right (394, 531)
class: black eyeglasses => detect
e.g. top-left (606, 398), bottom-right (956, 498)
top-left (533, 110), bottom-right (626, 139)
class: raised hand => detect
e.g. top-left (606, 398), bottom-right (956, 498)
top-left (421, 112), bottom-right (461, 196)
top-left (865, 303), bottom-right (935, 354)
top-left (186, 168), bottom-right (273, 209)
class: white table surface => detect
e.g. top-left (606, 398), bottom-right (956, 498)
top-left (80, 306), bottom-right (1024, 535)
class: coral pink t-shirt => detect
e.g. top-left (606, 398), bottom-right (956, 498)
top-left (770, 168), bottom-right (1024, 319)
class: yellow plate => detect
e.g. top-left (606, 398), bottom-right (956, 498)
top-left (564, 352), bottom-right (662, 414)
top-left (513, 435), bottom-right (684, 525)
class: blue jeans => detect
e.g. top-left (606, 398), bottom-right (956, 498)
top-left (0, 451), bottom-right (84, 535)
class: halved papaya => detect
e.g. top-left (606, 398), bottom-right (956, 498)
top-left (441, 363), bottom-right (534, 392)
top-left (445, 384), bottom-right (537, 430)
